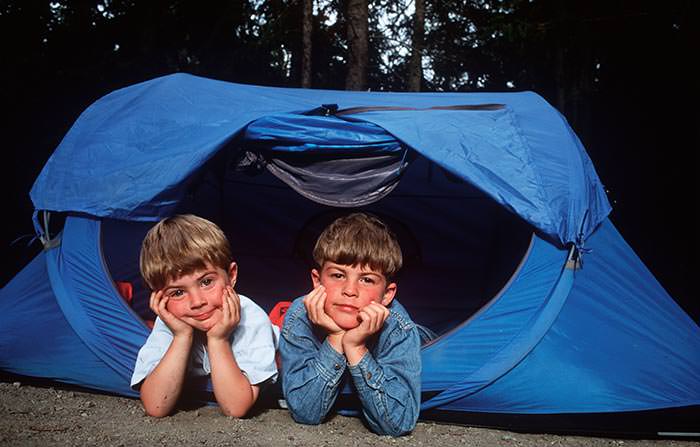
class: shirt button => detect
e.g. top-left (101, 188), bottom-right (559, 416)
top-left (334, 363), bottom-right (341, 370)
top-left (366, 372), bottom-right (372, 380)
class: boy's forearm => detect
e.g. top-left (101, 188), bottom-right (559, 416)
top-left (140, 333), bottom-right (193, 417)
top-left (207, 338), bottom-right (258, 417)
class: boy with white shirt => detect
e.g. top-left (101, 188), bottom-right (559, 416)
top-left (131, 214), bottom-right (278, 417)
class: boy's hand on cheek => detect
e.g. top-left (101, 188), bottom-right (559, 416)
top-left (304, 285), bottom-right (344, 336)
top-left (207, 286), bottom-right (241, 342)
top-left (343, 301), bottom-right (389, 365)
top-left (150, 290), bottom-right (193, 338)
top-left (304, 285), bottom-right (345, 353)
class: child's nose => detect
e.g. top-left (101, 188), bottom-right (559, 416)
top-left (342, 281), bottom-right (358, 297)
top-left (190, 290), bottom-right (207, 308)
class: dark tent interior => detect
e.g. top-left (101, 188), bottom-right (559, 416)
top-left (101, 116), bottom-right (534, 336)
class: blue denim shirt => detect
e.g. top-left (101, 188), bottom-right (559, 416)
top-left (279, 297), bottom-right (421, 436)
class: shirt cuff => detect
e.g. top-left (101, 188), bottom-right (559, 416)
top-left (316, 338), bottom-right (347, 383)
top-left (348, 351), bottom-right (384, 392)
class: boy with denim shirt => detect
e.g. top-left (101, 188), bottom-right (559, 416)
top-left (279, 212), bottom-right (422, 436)
top-left (131, 214), bottom-right (278, 417)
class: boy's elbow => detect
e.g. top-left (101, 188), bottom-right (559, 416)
top-left (142, 403), bottom-right (171, 418)
top-left (220, 408), bottom-right (245, 418)
top-left (382, 425), bottom-right (413, 437)
top-left (219, 404), bottom-right (251, 418)
top-left (140, 393), bottom-right (175, 418)
top-left (369, 419), bottom-right (414, 437)
top-left (286, 400), bottom-right (323, 425)
top-left (291, 412), bottom-right (323, 426)
top-left (217, 385), bottom-right (259, 418)
top-left (369, 404), bottom-right (419, 436)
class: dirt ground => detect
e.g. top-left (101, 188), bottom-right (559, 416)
top-left (1, 380), bottom-right (697, 447)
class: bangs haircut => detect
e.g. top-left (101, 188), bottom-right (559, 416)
top-left (140, 214), bottom-right (232, 291)
top-left (313, 212), bottom-right (402, 280)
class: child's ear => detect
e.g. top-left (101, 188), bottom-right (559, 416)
top-left (228, 262), bottom-right (238, 287)
top-left (311, 269), bottom-right (321, 288)
top-left (381, 282), bottom-right (397, 306)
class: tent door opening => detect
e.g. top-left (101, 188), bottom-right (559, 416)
top-left (101, 113), bottom-right (534, 336)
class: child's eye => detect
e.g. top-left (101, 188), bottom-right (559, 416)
top-left (200, 277), bottom-right (214, 287)
top-left (169, 289), bottom-right (185, 298)
top-left (360, 277), bottom-right (376, 285)
top-left (330, 272), bottom-right (344, 279)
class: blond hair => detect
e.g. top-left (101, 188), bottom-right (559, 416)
top-left (313, 213), bottom-right (402, 280)
top-left (139, 214), bottom-right (232, 291)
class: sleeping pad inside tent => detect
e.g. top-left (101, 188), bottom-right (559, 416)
top-left (1, 73), bottom-right (698, 436)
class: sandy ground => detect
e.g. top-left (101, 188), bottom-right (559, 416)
top-left (1, 380), bottom-right (697, 447)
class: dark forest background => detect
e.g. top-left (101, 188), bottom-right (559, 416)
top-left (2, 0), bottom-right (697, 321)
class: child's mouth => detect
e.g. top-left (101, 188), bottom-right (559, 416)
top-left (335, 304), bottom-right (358, 313)
top-left (192, 310), bottom-right (214, 321)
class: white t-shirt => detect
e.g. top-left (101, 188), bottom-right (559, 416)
top-left (131, 294), bottom-right (279, 389)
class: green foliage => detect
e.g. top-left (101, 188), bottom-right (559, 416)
top-left (1, 0), bottom-right (694, 120)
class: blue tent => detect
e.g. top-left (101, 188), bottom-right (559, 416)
top-left (1, 73), bottom-right (698, 436)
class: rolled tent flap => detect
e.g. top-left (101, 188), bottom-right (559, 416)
top-left (240, 113), bottom-right (411, 207)
top-left (29, 73), bottom-right (610, 246)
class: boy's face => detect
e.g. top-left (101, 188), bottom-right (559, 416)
top-left (162, 262), bottom-right (237, 332)
top-left (311, 261), bottom-right (396, 330)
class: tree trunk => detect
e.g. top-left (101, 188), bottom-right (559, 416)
top-left (407, 0), bottom-right (424, 92)
top-left (301, 0), bottom-right (313, 88)
top-left (345, 0), bottom-right (368, 90)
